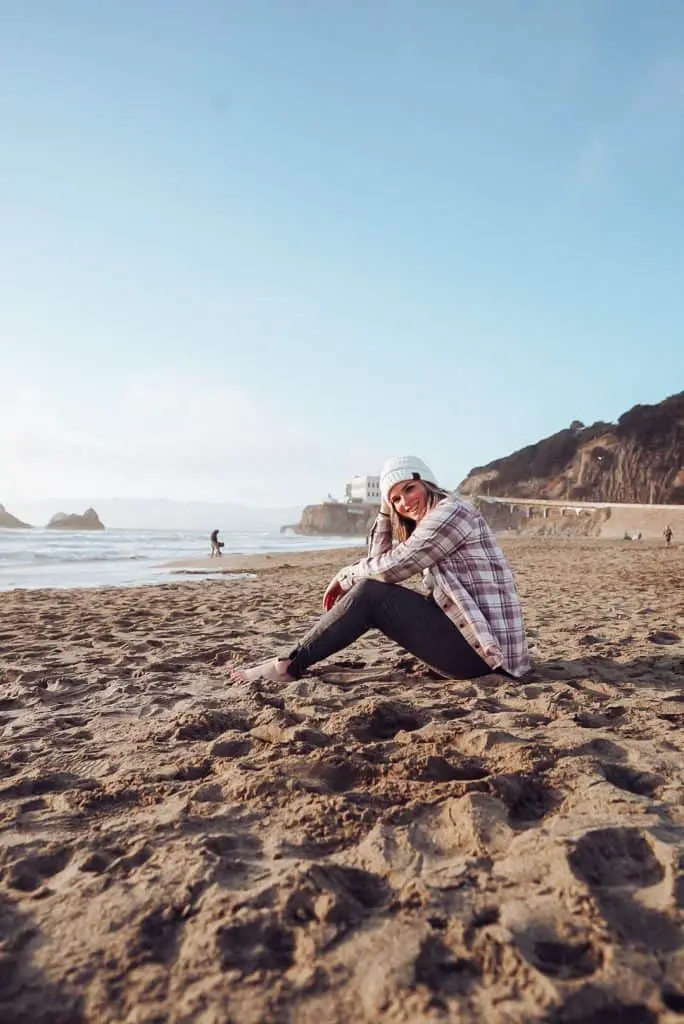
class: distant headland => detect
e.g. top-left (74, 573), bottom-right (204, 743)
top-left (282, 501), bottom-right (378, 537)
top-left (0, 503), bottom-right (32, 529)
top-left (458, 390), bottom-right (684, 505)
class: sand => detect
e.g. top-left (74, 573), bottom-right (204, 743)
top-left (163, 548), bottom-right (368, 575)
top-left (1, 537), bottom-right (683, 1023)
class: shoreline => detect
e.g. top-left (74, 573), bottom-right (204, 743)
top-left (161, 545), bottom-right (367, 575)
top-left (0, 547), bottom-right (367, 595)
top-left (0, 537), bottom-right (367, 594)
top-left (2, 535), bottom-right (677, 595)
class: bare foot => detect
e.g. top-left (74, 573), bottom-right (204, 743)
top-left (229, 657), bottom-right (295, 684)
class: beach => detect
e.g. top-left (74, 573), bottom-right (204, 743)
top-left (1, 537), bottom-right (683, 1023)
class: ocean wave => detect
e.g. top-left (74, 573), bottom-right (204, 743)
top-left (0, 553), bottom-right (149, 565)
top-left (0, 528), bottom-right (362, 591)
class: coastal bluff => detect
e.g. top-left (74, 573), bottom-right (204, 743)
top-left (283, 502), bottom-right (378, 536)
top-left (0, 503), bottom-right (31, 529)
top-left (46, 508), bottom-right (105, 531)
top-left (458, 390), bottom-right (684, 504)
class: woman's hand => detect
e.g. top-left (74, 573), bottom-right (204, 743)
top-left (323, 579), bottom-right (344, 611)
top-left (380, 498), bottom-right (391, 516)
top-left (323, 571), bottom-right (351, 611)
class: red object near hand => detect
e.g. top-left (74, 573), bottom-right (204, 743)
top-left (323, 579), bottom-right (344, 611)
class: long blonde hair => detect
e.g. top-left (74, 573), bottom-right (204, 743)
top-left (390, 481), bottom-right (449, 542)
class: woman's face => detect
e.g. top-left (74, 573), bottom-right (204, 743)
top-left (388, 478), bottom-right (429, 522)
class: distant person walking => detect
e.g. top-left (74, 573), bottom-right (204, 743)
top-left (664, 525), bottom-right (673, 547)
top-left (210, 529), bottom-right (224, 557)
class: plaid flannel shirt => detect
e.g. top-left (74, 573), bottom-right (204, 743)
top-left (336, 494), bottom-right (530, 678)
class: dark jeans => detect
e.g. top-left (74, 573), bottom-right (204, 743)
top-left (286, 578), bottom-right (491, 680)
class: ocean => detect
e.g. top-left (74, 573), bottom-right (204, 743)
top-left (0, 528), bottom-right (363, 592)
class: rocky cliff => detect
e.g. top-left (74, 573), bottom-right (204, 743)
top-left (0, 504), bottom-right (32, 529)
top-left (459, 391), bottom-right (684, 504)
top-left (47, 508), bottom-right (105, 531)
top-left (285, 503), bottom-right (378, 537)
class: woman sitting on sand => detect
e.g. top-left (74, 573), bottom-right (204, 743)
top-left (231, 456), bottom-right (530, 684)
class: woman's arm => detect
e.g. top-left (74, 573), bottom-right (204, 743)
top-left (323, 509), bottom-right (393, 610)
top-left (338, 497), bottom-right (475, 590)
top-left (367, 509), bottom-right (393, 558)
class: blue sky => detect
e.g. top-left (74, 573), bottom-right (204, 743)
top-left (1, 1), bottom-right (682, 506)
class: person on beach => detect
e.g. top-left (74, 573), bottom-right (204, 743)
top-left (664, 525), bottom-right (673, 547)
top-left (231, 456), bottom-right (530, 685)
top-left (210, 529), bottom-right (224, 557)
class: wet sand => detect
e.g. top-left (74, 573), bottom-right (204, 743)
top-left (1, 538), bottom-right (683, 1023)
top-left (163, 547), bottom-right (367, 575)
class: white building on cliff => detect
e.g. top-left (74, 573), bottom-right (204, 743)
top-left (345, 475), bottom-right (381, 504)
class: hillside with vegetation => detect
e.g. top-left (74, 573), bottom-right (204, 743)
top-left (459, 392), bottom-right (684, 505)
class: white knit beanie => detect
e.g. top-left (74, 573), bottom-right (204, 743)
top-left (380, 456), bottom-right (438, 503)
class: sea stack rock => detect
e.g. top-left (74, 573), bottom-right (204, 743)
top-left (0, 503), bottom-right (32, 529)
top-left (46, 508), bottom-right (105, 531)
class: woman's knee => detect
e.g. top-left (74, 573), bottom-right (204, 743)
top-left (347, 579), bottom-right (399, 617)
top-left (351, 578), bottom-right (388, 602)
